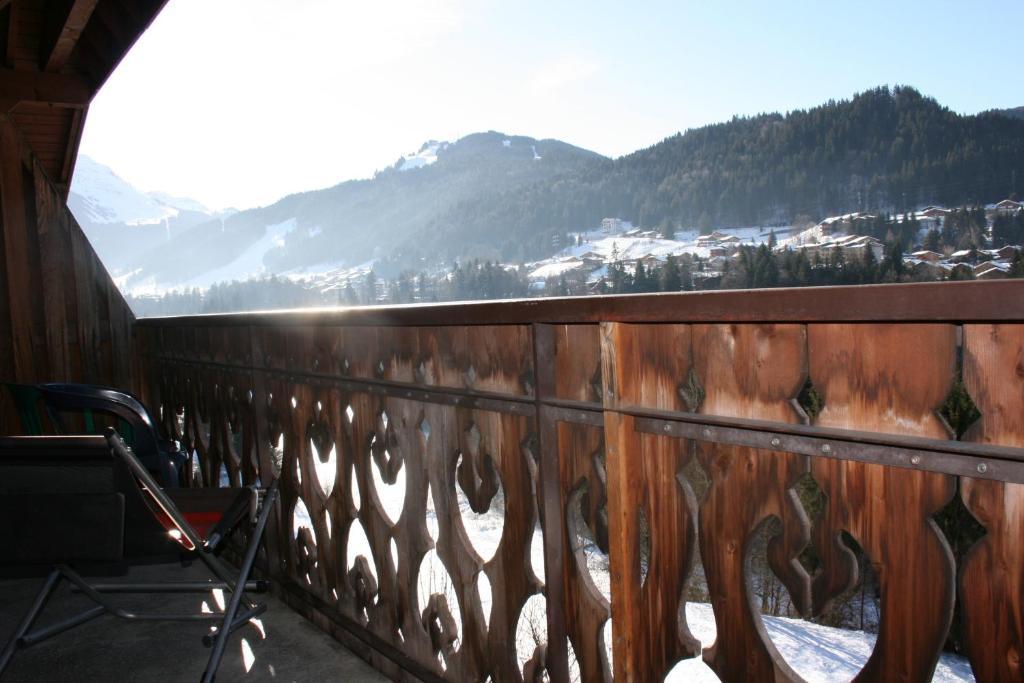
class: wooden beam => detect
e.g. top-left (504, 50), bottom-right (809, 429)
top-left (0, 118), bottom-right (39, 381)
top-left (0, 66), bottom-right (91, 106)
top-left (6, 0), bottom-right (47, 70)
top-left (42, 0), bottom-right (99, 72)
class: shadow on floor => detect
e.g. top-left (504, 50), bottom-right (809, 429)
top-left (0, 562), bottom-right (387, 682)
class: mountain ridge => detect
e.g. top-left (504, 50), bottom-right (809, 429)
top-left (69, 86), bottom-right (1024, 292)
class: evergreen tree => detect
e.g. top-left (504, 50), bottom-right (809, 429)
top-left (661, 255), bottom-right (682, 291)
top-left (1010, 252), bottom-right (1024, 278)
top-left (363, 270), bottom-right (378, 304)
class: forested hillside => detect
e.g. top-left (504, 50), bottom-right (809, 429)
top-left (107, 86), bottom-right (1024, 289)
top-left (122, 133), bottom-right (602, 288)
top-left (428, 87), bottom-right (1024, 261)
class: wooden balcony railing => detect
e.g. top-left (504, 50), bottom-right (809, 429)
top-left (135, 281), bottom-right (1024, 682)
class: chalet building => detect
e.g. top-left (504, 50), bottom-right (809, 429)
top-left (994, 245), bottom-right (1021, 260)
top-left (975, 263), bottom-right (1010, 279)
top-left (906, 259), bottom-right (945, 278)
top-left (950, 248), bottom-right (982, 264)
top-left (696, 230), bottom-right (731, 246)
top-left (816, 212), bottom-right (875, 236)
top-left (992, 198), bottom-right (1023, 215)
top-left (910, 250), bottom-right (944, 263)
top-left (600, 217), bottom-right (628, 233)
top-left (920, 206), bottom-right (951, 219)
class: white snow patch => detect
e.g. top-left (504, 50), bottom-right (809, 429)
top-left (178, 219), bottom-right (297, 289)
top-left (396, 141), bottom-right (446, 171)
top-left (666, 603), bottom-right (973, 682)
top-left (70, 156), bottom-right (180, 226)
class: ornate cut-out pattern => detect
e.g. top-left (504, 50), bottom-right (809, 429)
top-left (137, 315), bottom-right (1024, 683)
top-left (808, 324), bottom-right (957, 681)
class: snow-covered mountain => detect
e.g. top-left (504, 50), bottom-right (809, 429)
top-left (68, 156), bottom-right (228, 277)
top-left (69, 156), bottom-right (211, 226)
top-left (104, 131), bottom-right (603, 293)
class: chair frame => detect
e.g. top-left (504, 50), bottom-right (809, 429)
top-left (0, 430), bottom-right (279, 682)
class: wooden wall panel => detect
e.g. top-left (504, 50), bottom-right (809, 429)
top-left (0, 114), bottom-right (136, 429)
top-left (552, 324), bottom-right (601, 403)
top-left (808, 323), bottom-right (957, 681)
top-left (691, 323), bottom-right (810, 682)
top-left (960, 324), bottom-right (1024, 682)
top-left (605, 412), bottom-right (699, 681)
top-left (555, 420), bottom-right (610, 682)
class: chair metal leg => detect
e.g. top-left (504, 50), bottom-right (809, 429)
top-left (0, 568), bottom-right (62, 676)
top-left (19, 606), bottom-right (105, 647)
top-left (202, 480), bottom-right (278, 683)
top-left (71, 580), bottom-right (268, 594)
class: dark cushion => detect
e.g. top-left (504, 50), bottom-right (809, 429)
top-left (0, 493), bottom-right (125, 563)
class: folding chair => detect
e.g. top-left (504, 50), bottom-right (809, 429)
top-left (0, 430), bottom-right (279, 682)
top-left (2, 383), bottom-right (187, 488)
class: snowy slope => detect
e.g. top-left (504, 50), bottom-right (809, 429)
top-left (178, 219), bottom-right (298, 289)
top-left (396, 141), bottom-right (448, 171)
top-left (70, 156), bottom-right (183, 226)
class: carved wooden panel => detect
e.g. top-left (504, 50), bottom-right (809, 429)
top-left (691, 323), bottom-right (811, 682)
top-left (167, 381), bottom-right (533, 680)
top-left (139, 312), bottom-right (1024, 683)
top-left (808, 323), bottom-right (957, 681)
top-left (552, 324), bottom-right (602, 403)
top-left (960, 324), bottom-right (1024, 682)
top-left (556, 420), bottom-right (611, 682)
top-left (605, 412), bottom-right (699, 681)
top-left (601, 323), bottom-right (693, 412)
top-left (601, 323), bottom-right (701, 681)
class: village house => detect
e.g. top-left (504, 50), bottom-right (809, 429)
top-left (950, 248), bottom-right (982, 264)
top-left (910, 250), bottom-right (944, 263)
top-left (993, 245), bottom-right (1021, 261)
top-left (696, 230), bottom-right (731, 246)
top-left (920, 206), bottom-right (951, 219)
top-left (991, 199), bottom-right (1023, 216)
top-left (974, 262), bottom-right (1009, 280)
top-left (601, 217), bottom-right (628, 233)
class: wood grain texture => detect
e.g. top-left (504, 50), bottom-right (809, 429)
top-left (556, 420), bottom-right (611, 682)
top-left (0, 119), bottom-right (39, 381)
top-left (605, 412), bottom-right (699, 682)
top-left (960, 324), bottom-right (1024, 682)
top-left (691, 323), bottom-right (811, 682)
top-left (808, 323), bottom-right (957, 682)
top-left (602, 323), bottom-right (700, 682)
top-left (552, 324), bottom-right (602, 403)
top-left (0, 116), bottom-right (136, 421)
top-left (601, 323), bottom-right (693, 412)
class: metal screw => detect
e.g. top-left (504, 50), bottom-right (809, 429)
top-left (910, 455), bottom-right (921, 465)
top-left (821, 444), bottom-right (832, 454)
top-left (663, 424), bottom-right (671, 433)
top-left (977, 463), bottom-right (988, 474)
top-left (702, 428), bottom-right (712, 438)
top-left (770, 437), bottom-right (781, 448)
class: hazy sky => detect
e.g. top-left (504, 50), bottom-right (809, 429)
top-left (78, 0), bottom-right (1024, 211)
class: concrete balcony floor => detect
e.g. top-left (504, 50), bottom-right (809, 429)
top-left (0, 562), bottom-right (387, 682)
